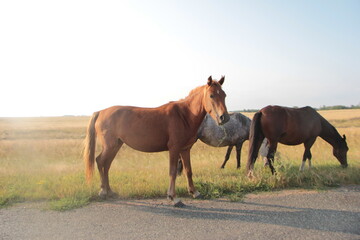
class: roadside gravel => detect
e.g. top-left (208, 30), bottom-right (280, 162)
top-left (1, 185), bottom-right (359, 240)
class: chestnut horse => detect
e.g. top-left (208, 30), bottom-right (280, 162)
top-left (247, 105), bottom-right (348, 176)
top-left (83, 76), bottom-right (229, 207)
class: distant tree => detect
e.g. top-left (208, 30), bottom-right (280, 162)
top-left (317, 104), bottom-right (360, 110)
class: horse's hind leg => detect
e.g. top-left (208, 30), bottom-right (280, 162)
top-left (247, 135), bottom-right (265, 178)
top-left (267, 141), bottom-right (278, 175)
top-left (220, 145), bottom-right (233, 169)
top-left (96, 139), bottom-right (122, 198)
top-left (260, 138), bottom-right (270, 166)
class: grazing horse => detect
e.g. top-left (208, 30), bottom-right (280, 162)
top-left (83, 76), bottom-right (229, 207)
top-left (177, 113), bottom-right (269, 172)
top-left (247, 105), bottom-right (348, 176)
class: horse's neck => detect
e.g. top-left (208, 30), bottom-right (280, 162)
top-left (320, 118), bottom-right (342, 148)
top-left (179, 86), bottom-right (207, 129)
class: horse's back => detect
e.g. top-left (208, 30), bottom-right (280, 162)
top-left (198, 112), bottom-right (250, 147)
top-left (261, 105), bottom-right (321, 126)
top-left (260, 105), bottom-right (322, 145)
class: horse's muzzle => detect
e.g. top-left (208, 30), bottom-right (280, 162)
top-left (219, 113), bottom-right (230, 125)
top-left (342, 163), bottom-right (348, 168)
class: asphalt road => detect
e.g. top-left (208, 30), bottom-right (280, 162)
top-left (1, 185), bottom-right (359, 240)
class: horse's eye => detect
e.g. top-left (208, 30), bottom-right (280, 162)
top-left (210, 94), bottom-right (214, 98)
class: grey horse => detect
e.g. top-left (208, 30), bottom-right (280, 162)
top-left (198, 112), bottom-right (251, 169)
top-left (178, 113), bottom-right (268, 173)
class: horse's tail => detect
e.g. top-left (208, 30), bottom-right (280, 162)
top-left (247, 111), bottom-right (264, 175)
top-left (83, 111), bottom-right (100, 183)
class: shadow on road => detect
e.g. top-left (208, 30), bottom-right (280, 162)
top-left (109, 187), bottom-right (360, 236)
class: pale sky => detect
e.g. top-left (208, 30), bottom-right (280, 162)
top-left (1, 0), bottom-right (359, 117)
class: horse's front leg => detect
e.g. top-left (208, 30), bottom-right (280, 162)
top-left (167, 150), bottom-right (185, 207)
top-left (180, 149), bottom-right (202, 199)
top-left (235, 142), bottom-right (244, 169)
top-left (300, 139), bottom-right (315, 171)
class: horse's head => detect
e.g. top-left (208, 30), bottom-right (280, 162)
top-left (333, 134), bottom-right (349, 168)
top-left (203, 76), bottom-right (230, 125)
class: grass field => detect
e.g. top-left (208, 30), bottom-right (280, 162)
top-left (0, 109), bottom-right (359, 210)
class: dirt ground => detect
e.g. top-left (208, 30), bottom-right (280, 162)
top-left (1, 185), bottom-right (359, 240)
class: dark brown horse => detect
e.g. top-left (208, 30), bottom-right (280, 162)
top-left (84, 76), bottom-right (229, 206)
top-left (247, 105), bottom-right (348, 176)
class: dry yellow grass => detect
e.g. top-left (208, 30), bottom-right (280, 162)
top-left (318, 109), bottom-right (360, 120)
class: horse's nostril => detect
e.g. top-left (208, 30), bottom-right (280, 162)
top-left (220, 115), bottom-right (225, 121)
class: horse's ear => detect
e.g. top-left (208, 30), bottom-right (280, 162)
top-left (219, 75), bottom-right (225, 85)
top-left (207, 76), bottom-right (213, 86)
top-left (343, 134), bottom-right (346, 141)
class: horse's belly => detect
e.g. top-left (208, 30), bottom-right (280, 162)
top-left (124, 138), bottom-right (168, 152)
top-left (116, 115), bottom-right (170, 152)
top-left (279, 139), bottom-right (303, 146)
top-left (279, 129), bottom-right (319, 146)
top-left (199, 128), bottom-right (240, 147)
top-left (279, 135), bottom-right (311, 146)
top-left (200, 138), bottom-right (230, 147)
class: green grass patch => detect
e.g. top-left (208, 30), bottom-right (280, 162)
top-left (1, 162), bottom-right (359, 209)
top-left (49, 196), bottom-right (91, 211)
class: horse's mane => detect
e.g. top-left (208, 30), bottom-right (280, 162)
top-left (176, 85), bottom-right (206, 102)
top-left (167, 81), bottom-right (222, 106)
top-left (319, 114), bottom-right (345, 146)
top-left (186, 85), bottom-right (205, 98)
top-left (182, 81), bottom-right (222, 101)
top-left (163, 85), bottom-right (206, 107)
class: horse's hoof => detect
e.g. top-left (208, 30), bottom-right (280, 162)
top-left (99, 189), bottom-right (118, 200)
top-left (98, 190), bottom-right (108, 200)
top-left (173, 199), bottom-right (185, 208)
top-left (192, 191), bottom-right (203, 199)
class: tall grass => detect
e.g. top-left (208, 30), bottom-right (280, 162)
top-left (0, 111), bottom-right (359, 210)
